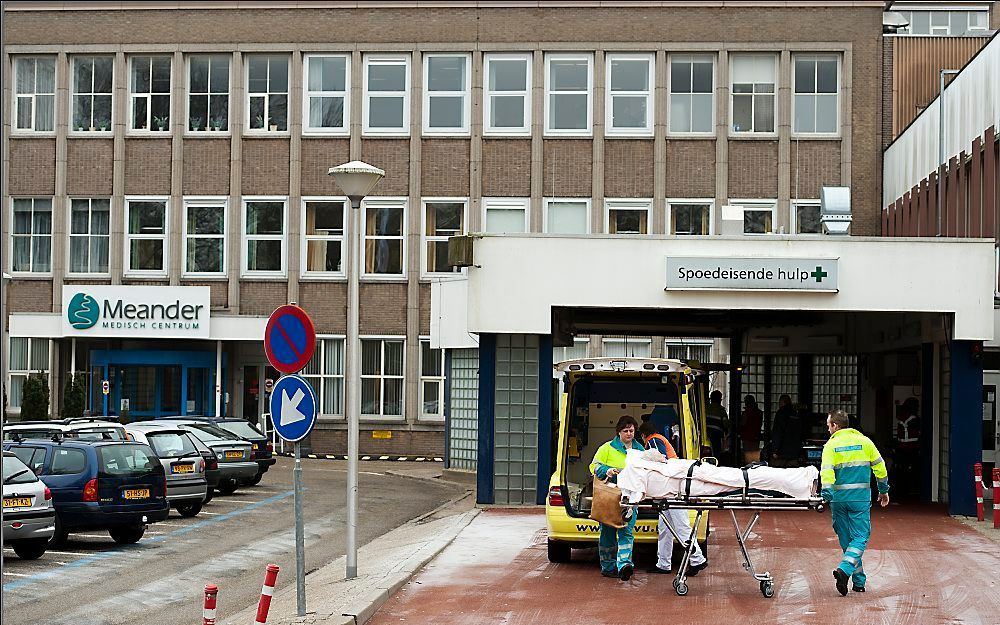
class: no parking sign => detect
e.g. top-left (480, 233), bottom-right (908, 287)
top-left (264, 305), bottom-right (316, 375)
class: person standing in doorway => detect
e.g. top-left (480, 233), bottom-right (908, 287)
top-left (705, 390), bottom-right (730, 461)
top-left (739, 395), bottom-right (763, 464)
top-left (770, 394), bottom-right (802, 467)
top-left (820, 409), bottom-right (890, 596)
top-left (590, 416), bottom-right (645, 581)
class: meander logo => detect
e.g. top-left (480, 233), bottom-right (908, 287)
top-left (67, 292), bottom-right (100, 330)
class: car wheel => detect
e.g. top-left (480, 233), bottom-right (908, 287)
top-left (247, 472), bottom-right (264, 486)
top-left (547, 539), bottom-right (572, 563)
top-left (176, 501), bottom-right (203, 518)
top-left (12, 538), bottom-right (49, 560)
top-left (48, 514), bottom-right (68, 547)
top-left (217, 479), bottom-right (238, 496)
top-left (203, 487), bottom-right (214, 504)
top-left (108, 524), bottom-right (146, 544)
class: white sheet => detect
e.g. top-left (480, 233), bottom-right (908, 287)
top-left (617, 449), bottom-right (819, 504)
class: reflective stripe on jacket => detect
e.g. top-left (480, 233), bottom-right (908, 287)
top-left (590, 436), bottom-right (645, 481)
top-left (820, 428), bottom-right (889, 502)
top-left (643, 433), bottom-right (678, 459)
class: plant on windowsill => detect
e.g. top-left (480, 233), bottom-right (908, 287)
top-left (210, 117), bottom-right (225, 131)
top-left (190, 117), bottom-right (203, 131)
top-left (75, 116), bottom-right (86, 132)
top-left (254, 114), bottom-right (265, 130)
top-left (153, 115), bottom-right (169, 131)
top-left (97, 118), bottom-right (111, 132)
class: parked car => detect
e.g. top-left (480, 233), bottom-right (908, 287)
top-left (124, 423), bottom-right (208, 517)
top-left (63, 418), bottom-right (128, 441)
top-left (161, 421), bottom-right (256, 496)
top-left (161, 417), bottom-right (274, 485)
top-left (4, 418), bottom-right (127, 442)
top-left (183, 433), bottom-right (221, 504)
top-left (3, 451), bottom-right (55, 559)
top-left (4, 421), bottom-right (72, 441)
top-left (3, 438), bottom-right (168, 545)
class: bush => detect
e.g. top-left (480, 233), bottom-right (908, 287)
top-left (20, 373), bottom-right (50, 421)
top-left (61, 373), bottom-right (87, 420)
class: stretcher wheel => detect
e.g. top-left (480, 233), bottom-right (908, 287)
top-left (760, 580), bottom-right (774, 598)
top-left (675, 582), bottom-right (689, 596)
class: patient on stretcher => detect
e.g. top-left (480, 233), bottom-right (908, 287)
top-left (617, 449), bottom-right (819, 504)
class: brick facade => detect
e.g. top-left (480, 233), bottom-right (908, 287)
top-left (482, 139), bottom-right (532, 197)
top-left (729, 141), bottom-right (780, 199)
top-left (542, 140), bottom-right (593, 197)
top-left (65, 140), bottom-right (114, 196)
top-left (421, 140), bottom-right (471, 197)
top-left (790, 141), bottom-right (842, 200)
top-left (8, 281), bottom-right (52, 312)
top-left (604, 140), bottom-right (655, 198)
top-left (8, 139), bottom-right (55, 195)
top-left (299, 282), bottom-right (348, 334)
top-left (310, 426), bottom-right (444, 457)
top-left (239, 281), bottom-right (288, 316)
top-left (124, 139), bottom-right (173, 196)
top-left (359, 283), bottom-right (408, 335)
top-left (183, 139), bottom-right (231, 195)
top-left (300, 139), bottom-right (351, 196)
top-left (665, 140), bottom-right (716, 198)
top-left (241, 139), bottom-right (290, 195)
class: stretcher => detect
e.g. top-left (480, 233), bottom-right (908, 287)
top-left (619, 454), bottom-right (825, 598)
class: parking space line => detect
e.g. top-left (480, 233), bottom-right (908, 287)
top-left (2, 571), bottom-right (31, 577)
top-left (198, 511), bottom-right (222, 515)
top-left (153, 521), bottom-right (189, 527)
top-left (72, 534), bottom-right (111, 540)
top-left (207, 499), bottom-right (262, 504)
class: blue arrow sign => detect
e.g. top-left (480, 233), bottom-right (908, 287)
top-left (269, 375), bottom-right (318, 443)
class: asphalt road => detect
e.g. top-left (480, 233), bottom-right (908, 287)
top-left (1, 457), bottom-right (466, 625)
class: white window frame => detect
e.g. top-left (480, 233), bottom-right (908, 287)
top-left (241, 196), bottom-right (288, 278)
top-left (544, 53), bottom-right (593, 137)
top-left (302, 335), bottom-right (346, 419)
top-left (667, 53), bottom-right (716, 136)
top-left (6, 337), bottom-right (51, 413)
top-left (363, 54), bottom-right (411, 136)
top-left (186, 54), bottom-right (231, 134)
top-left (67, 197), bottom-right (111, 277)
top-left (733, 199), bottom-right (777, 235)
top-left (70, 55), bottom-right (114, 134)
top-left (10, 197), bottom-right (53, 276)
top-left (543, 198), bottom-right (591, 234)
top-left (302, 54), bottom-right (350, 136)
top-left (602, 338), bottom-right (652, 358)
top-left (421, 198), bottom-right (467, 277)
top-left (301, 197), bottom-right (348, 278)
top-left (791, 199), bottom-right (822, 235)
top-left (360, 336), bottom-right (406, 420)
top-left (791, 53), bottom-right (840, 137)
top-left (361, 198), bottom-right (407, 279)
top-left (12, 56), bottom-right (56, 134)
top-left (554, 338), bottom-right (590, 364)
top-left (664, 338), bottom-right (714, 363)
top-left (667, 199), bottom-right (715, 235)
top-left (483, 197), bottom-right (529, 234)
top-left (418, 337), bottom-right (446, 421)
top-left (605, 53), bottom-right (654, 137)
top-left (423, 53), bottom-right (471, 136)
top-left (729, 54), bottom-right (778, 136)
top-left (605, 199), bottom-right (651, 235)
top-left (128, 55), bottom-right (173, 134)
top-left (182, 197), bottom-right (228, 277)
top-left (483, 53), bottom-right (531, 136)
top-left (245, 54), bottom-right (290, 134)
top-left (124, 196), bottom-right (169, 278)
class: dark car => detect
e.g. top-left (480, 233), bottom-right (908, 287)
top-left (3, 438), bottom-right (169, 545)
top-left (158, 416), bottom-right (275, 485)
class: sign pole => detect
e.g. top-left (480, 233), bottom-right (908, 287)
top-left (293, 440), bottom-right (306, 616)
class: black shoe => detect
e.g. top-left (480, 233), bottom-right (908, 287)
top-left (601, 570), bottom-right (618, 578)
top-left (833, 569), bottom-right (849, 596)
top-left (619, 564), bottom-right (634, 581)
top-left (647, 566), bottom-right (672, 574)
top-left (686, 561), bottom-right (707, 577)
top-left (852, 585), bottom-right (866, 593)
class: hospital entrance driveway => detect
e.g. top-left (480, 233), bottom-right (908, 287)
top-left (370, 507), bottom-right (1000, 625)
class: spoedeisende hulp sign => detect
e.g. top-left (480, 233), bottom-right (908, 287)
top-left (62, 285), bottom-right (211, 338)
top-left (665, 257), bottom-right (839, 292)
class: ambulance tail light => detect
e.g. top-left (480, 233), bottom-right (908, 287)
top-left (547, 486), bottom-right (565, 507)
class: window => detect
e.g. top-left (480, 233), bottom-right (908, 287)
top-left (669, 54), bottom-right (714, 134)
top-left (545, 199), bottom-right (589, 234)
top-left (130, 56), bottom-right (171, 132)
top-left (423, 200), bottom-right (466, 275)
top-left (363, 200), bottom-right (405, 276)
top-left (50, 448), bottom-right (87, 475)
top-left (606, 200), bottom-right (649, 234)
top-left (484, 53), bottom-right (531, 135)
top-left (361, 338), bottom-right (404, 418)
top-left (124, 198), bottom-right (168, 275)
top-left (731, 55), bottom-right (776, 134)
top-left (606, 53), bottom-right (653, 135)
top-left (246, 55), bottom-right (288, 132)
top-left (72, 56), bottom-right (114, 132)
top-left (813, 355), bottom-right (858, 416)
top-left (301, 338), bottom-right (345, 416)
top-left (602, 338), bottom-right (651, 358)
top-left (665, 338), bottom-right (713, 363)
top-left (7, 337), bottom-right (49, 409)
top-left (303, 199), bottom-right (346, 275)
top-left (669, 201), bottom-right (712, 235)
top-left (364, 55), bottom-right (409, 134)
top-left (188, 54), bottom-right (230, 132)
top-left (13, 57), bottom-right (55, 132)
top-left (484, 198), bottom-right (528, 233)
top-left (424, 54), bottom-right (470, 134)
top-left (303, 55), bottom-right (349, 134)
top-left (69, 198), bottom-right (110, 275)
top-left (420, 339), bottom-right (445, 420)
top-left (793, 55), bottom-right (838, 135)
top-left (793, 200), bottom-right (822, 234)
top-left (545, 54), bottom-right (592, 135)
top-left (554, 338), bottom-right (589, 364)
top-left (11, 198), bottom-right (52, 273)
top-left (243, 199), bottom-right (286, 275)
top-left (184, 200), bottom-right (227, 275)
top-left (737, 200), bottom-right (776, 234)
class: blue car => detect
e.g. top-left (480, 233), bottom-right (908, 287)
top-left (4, 438), bottom-right (169, 545)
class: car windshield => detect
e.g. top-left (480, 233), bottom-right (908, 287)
top-left (217, 421), bottom-right (264, 439)
top-left (4, 428), bottom-right (63, 440)
top-left (146, 432), bottom-right (199, 458)
top-left (187, 423), bottom-right (240, 442)
top-left (75, 428), bottom-right (126, 441)
top-left (2, 455), bottom-right (37, 485)
top-left (98, 444), bottom-right (160, 476)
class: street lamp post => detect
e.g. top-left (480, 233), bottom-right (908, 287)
top-left (327, 161), bottom-right (384, 579)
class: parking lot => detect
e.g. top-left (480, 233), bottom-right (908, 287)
top-left (2, 457), bottom-right (466, 625)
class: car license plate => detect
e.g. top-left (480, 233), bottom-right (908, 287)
top-left (172, 464), bottom-right (194, 474)
top-left (2, 497), bottom-right (32, 508)
top-left (123, 488), bottom-right (150, 500)
top-left (225, 450), bottom-right (242, 459)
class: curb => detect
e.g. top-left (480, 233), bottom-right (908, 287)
top-left (276, 452), bottom-right (443, 462)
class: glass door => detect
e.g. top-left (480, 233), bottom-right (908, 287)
top-left (984, 380), bottom-right (998, 465)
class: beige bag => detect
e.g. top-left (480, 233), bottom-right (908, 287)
top-left (589, 476), bottom-right (625, 529)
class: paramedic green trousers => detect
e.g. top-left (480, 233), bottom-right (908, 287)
top-left (831, 500), bottom-right (871, 588)
top-left (599, 511), bottom-right (637, 574)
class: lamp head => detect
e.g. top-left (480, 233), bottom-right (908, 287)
top-left (327, 160), bottom-right (385, 206)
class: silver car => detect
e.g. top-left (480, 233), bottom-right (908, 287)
top-left (169, 421), bottom-right (256, 496)
top-left (124, 423), bottom-right (208, 517)
top-left (3, 451), bottom-right (56, 559)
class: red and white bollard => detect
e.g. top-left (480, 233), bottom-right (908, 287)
top-left (202, 584), bottom-right (218, 625)
top-left (993, 467), bottom-right (1000, 529)
top-left (254, 563), bottom-right (280, 625)
top-left (974, 463), bottom-right (984, 521)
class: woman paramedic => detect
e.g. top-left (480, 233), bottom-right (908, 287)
top-left (590, 416), bottom-right (645, 581)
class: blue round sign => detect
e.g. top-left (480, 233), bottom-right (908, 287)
top-left (269, 375), bottom-right (318, 443)
top-left (264, 305), bottom-right (317, 375)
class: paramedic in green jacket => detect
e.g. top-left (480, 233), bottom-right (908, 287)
top-left (590, 415), bottom-right (645, 581)
top-left (820, 409), bottom-right (890, 596)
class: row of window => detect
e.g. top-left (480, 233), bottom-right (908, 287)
top-left (890, 9), bottom-right (989, 36)
top-left (552, 337), bottom-right (716, 364)
top-left (12, 51), bottom-right (841, 138)
top-left (9, 196), bottom-right (823, 277)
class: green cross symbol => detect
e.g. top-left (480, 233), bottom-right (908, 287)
top-left (811, 266), bottom-right (828, 283)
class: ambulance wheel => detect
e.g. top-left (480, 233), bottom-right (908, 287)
top-left (760, 580), bottom-right (774, 598)
top-left (547, 539), bottom-right (571, 563)
top-left (675, 582), bottom-right (689, 596)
